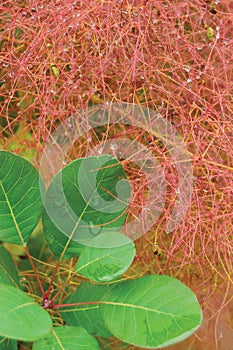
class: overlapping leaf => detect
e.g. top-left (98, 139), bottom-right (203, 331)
top-left (76, 232), bottom-right (136, 282)
top-left (0, 337), bottom-right (17, 350)
top-left (0, 151), bottom-right (43, 245)
top-left (43, 155), bottom-right (130, 260)
top-left (0, 284), bottom-right (52, 341)
top-left (60, 282), bottom-right (111, 338)
top-left (100, 275), bottom-right (202, 348)
top-left (0, 245), bottom-right (20, 288)
top-left (32, 326), bottom-right (100, 350)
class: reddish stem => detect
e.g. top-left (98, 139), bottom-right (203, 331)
top-left (49, 282), bottom-right (67, 305)
top-left (48, 258), bottom-right (77, 303)
top-left (24, 245), bottom-right (47, 298)
top-left (52, 300), bottom-right (101, 309)
top-left (45, 260), bottom-right (61, 298)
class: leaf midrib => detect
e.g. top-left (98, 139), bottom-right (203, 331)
top-left (0, 181), bottom-right (25, 246)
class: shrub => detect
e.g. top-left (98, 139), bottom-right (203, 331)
top-left (0, 0), bottom-right (232, 348)
top-left (0, 150), bottom-right (202, 349)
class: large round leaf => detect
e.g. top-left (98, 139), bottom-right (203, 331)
top-left (101, 275), bottom-right (202, 348)
top-left (43, 155), bottom-right (130, 260)
top-left (75, 232), bottom-right (136, 282)
top-left (0, 246), bottom-right (20, 288)
top-left (0, 284), bottom-right (52, 341)
top-left (32, 326), bottom-right (100, 350)
top-left (0, 151), bottom-right (43, 245)
top-left (60, 282), bottom-right (112, 338)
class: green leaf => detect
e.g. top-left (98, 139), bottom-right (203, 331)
top-left (32, 326), bottom-right (100, 350)
top-left (0, 284), bottom-right (52, 341)
top-left (60, 282), bottom-right (112, 338)
top-left (26, 220), bottom-right (55, 261)
top-left (0, 151), bottom-right (43, 245)
top-left (0, 337), bottom-right (17, 350)
top-left (43, 155), bottom-right (130, 260)
top-left (42, 222), bottom-right (85, 260)
top-left (50, 64), bottom-right (60, 78)
top-left (206, 26), bottom-right (215, 39)
top-left (76, 232), bottom-right (136, 282)
top-left (0, 245), bottom-right (20, 288)
top-left (101, 275), bottom-right (202, 348)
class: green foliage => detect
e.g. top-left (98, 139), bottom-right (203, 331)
top-left (32, 326), bottom-right (100, 350)
top-left (0, 151), bottom-right (202, 349)
top-left (100, 275), bottom-right (202, 348)
top-left (0, 337), bottom-right (17, 350)
top-left (75, 232), bottom-right (136, 282)
top-left (62, 276), bottom-right (202, 349)
top-left (61, 282), bottom-right (112, 338)
top-left (0, 284), bottom-right (52, 341)
top-left (43, 155), bottom-right (130, 260)
top-left (0, 151), bottom-right (42, 245)
top-left (0, 246), bottom-right (20, 288)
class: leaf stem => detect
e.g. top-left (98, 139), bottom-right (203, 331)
top-left (24, 245), bottom-right (47, 298)
top-left (52, 300), bottom-right (101, 309)
top-left (45, 260), bottom-right (61, 298)
top-left (49, 261), bottom-right (77, 304)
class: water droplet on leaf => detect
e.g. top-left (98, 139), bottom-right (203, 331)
top-left (89, 220), bottom-right (102, 236)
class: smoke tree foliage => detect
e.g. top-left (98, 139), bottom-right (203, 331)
top-left (0, 151), bottom-right (202, 349)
